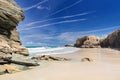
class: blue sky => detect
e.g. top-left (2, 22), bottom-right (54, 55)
top-left (15, 0), bottom-right (120, 46)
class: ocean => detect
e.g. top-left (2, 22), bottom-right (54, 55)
top-left (26, 46), bottom-right (80, 56)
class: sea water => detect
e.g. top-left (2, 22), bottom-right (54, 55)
top-left (26, 46), bottom-right (80, 56)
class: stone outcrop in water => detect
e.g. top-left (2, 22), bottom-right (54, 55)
top-left (100, 30), bottom-right (120, 48)
top-left (74, 36), bottom-right (100, 48)
top-left (0, 0), bottom-right (28, 56)
top-left (65, 44), bottom-right (75, 47)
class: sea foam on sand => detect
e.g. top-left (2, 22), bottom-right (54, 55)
top-left (28, 47), bottom-right (80, 55)
top-left (0, 48), bottom-right (120, 80)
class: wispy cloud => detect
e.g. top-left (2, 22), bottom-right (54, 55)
top-left (49, 0), bottom-right (83, 17)
top-left (21, 0), bottom-right (84, 28)
top-left (23, 0), bottom-right (49, 11)
top-left (57, 25), bottom-right (120, 42)
top-left (26, 41), bottom-right (49, 46)
top-left (22, 34), bottom-right (54, 46)
top-left (37, 5), bottom-right (50, 10)
top-left (25, 34), bottom-right (53, 40)
top-left (22, 12), bottom-right (93, 27)
top-left (22, 25), bottom-right (120, 46)
top-left (78, 26), bottom-right (120, 34)
top-left (20, 19), bottom-right (87, 31)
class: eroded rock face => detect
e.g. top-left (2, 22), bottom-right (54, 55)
top-left (75, 36), bottom-right (100, 48)
top-left (0, 0), bottom-right (28, 56)
top-left (101, 30), bottom-right (120, 48)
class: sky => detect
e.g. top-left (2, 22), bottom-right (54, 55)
top-left (15, 0), bottom-right (120, 46)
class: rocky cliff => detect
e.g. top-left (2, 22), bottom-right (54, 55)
top-left (100, 30), bottom-right (120, 48)
top-left (0, 0), bottom-right (28, 56)
top-left (74, 36), bottom-right (100, 48)
top-left (68, 30), bottom-right (120, 48)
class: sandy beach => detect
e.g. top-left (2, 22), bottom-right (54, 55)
top-left (0, 48), bottom-right (120, 80)
top-left (0, 0), bottom-right (120, 80)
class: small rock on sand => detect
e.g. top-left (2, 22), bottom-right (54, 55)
top-left (81, 57), bottom-right (93, 62)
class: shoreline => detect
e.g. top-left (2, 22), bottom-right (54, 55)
top-left (0, 48), bottom-right (120, 80)
top-left (28, 47), bottom-right (80, 56)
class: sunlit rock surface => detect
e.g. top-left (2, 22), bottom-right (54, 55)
top-left (0, 0), bottom-right (28, 56)
top-left (101, 30), bottom-right (120, 48)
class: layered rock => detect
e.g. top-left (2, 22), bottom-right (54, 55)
top-left (75, 36), bottom-right (100, 48)
top-left (0, 1), bottom-right (39, 75)
top-left (0, 0), bottom-right (28, 56)
top-left (32, 55), bottom-right (71, 61)
top-left (100, 30), bottom-right (120, 48)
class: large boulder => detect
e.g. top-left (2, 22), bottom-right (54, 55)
top-left (100, 30), bottom-right (120, 48)
top-left (0, 0), bottom-right (28, 56)
top-left (75, 36), bottom-right (100, 48)
top-left (2, 54), bottom-right (39, 66)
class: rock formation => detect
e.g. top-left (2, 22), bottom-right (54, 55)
top-left (0, 0), bottom-right (28, 56)
top-left (32, 55), bottom-right (71, 61)
top-left (0, 0), bottom-right (39, 74)
top-left (65, 44), bottom-right (75, 47)
top-left (0, 64), bottom-right (22, 74)
top-left (100, 30), bottom-right (120, 48)
top-left (74, 36), bottom-right (100, 48)
top-left (81, 57), bottom-right (93, 62)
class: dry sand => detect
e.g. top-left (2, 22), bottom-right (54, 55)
top-left (0, 48), bottom-right (120, 80)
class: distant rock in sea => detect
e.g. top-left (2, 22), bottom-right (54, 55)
top-left (0, 0), bottom-right (28, 56)
top-left (74, 36), bottom-right (101, 48)
top-left (65, 44), bottom-right (75, 47)
top-left (100, 30), bottom-right (120, 48)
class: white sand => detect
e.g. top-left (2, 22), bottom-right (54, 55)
top-left (0, 48), bottom-right (120, 80)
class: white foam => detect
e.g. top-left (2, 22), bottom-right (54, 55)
top-left (28, 47), bottom-right (80, 55)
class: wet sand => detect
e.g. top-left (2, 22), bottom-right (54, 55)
top-left (0, 48), bottom-right (120, 80)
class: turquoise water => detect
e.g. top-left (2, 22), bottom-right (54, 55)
top-left (26, 46), bottom-right (58, 48)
